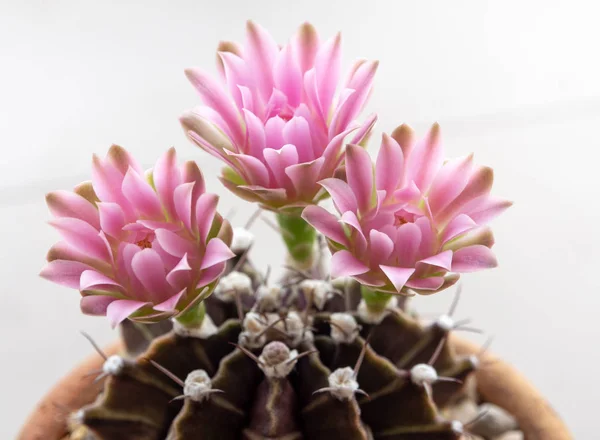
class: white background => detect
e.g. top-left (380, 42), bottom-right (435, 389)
top-left (2, 1), bottom-right (599, 438)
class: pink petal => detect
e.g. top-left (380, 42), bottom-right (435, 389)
top-left (330, 60), bottom-right (378, 136)
top-left (98, 202), bottom-right (126, 239)
top-left (218, 51), bottom-right (250, 109)
top-left (131, 249), bottom-right (171, 302)
top-left (263, 144), bottom-right (299, 190)
top-left (286, 157), bottom-right (324, 199)
top-left (345, 144), bottom-right (374, 212)
top-left (274, 44), bottom-right (302, 108)
top-left (415, 216), bottom-right (435, 260)
top-left (80, 270), bottom-right (123, 294)
top-left (302, 68), bottom-right (323, 126)
top-left (195, 193), bottom-right (219, 243)
top-left (200, 238), bottom-right (235, 270)
top-left (379, 266), bottom-right (415, 292)
top-left (302, 205), bottom-right (348, 246)
top-left (330, 250), bottom-right (369, 278)
top-left (155, 228), bottom-right (196, 258)
top-left (465, 196), bottom-right (513, 225)
top-left (319, 178), bottom-right (358, 213)
top-left (121, 167), bottom-right (163, 219)
top-left (264, 116), bottom-right (286, 150)
top-left (106, 299), bottom-right (148, 328)
top-left (106, 144), bottom-right (143, 175)
top-left (407, 123), bottom-right (444, 193)
top-left (45, 190), bottom-right (100, 229)
top-left (153, 289), bottom-right (186, 312)
top-left (196, 262), bottom-right (227, 287)
top-left (48, 217), bottom-right (109, 261)
top-left (443, 226), bottom-right (495, 251)
top-left (348, 113), bottom-right (377, 145)
top-left (166, 254), bottom-right (192, 289)
top-left (442, 214), bottom-right (477, 244)
top-left (320, 124), bottom-right (359, 175)
top-left (174, 182), bottom-right (195, 233)
top-left (314, 33), bottom-right (341, 117)
top-left (153, 148), bottom-right (182, 220)
top-left (264, 88), bottom-right (288, 120)
top-left (429, 154), bottom-right (474, 215)
top-left (394, 223), bottom-right (422, 267)
top-left (243, 109), bottom-right (266, 157)
top-left (451, 245), bottom-right (498, 272)
top-left (80, 295), bottom-right (116, 316)
top-left (375, 134), bottom-right (405, 195)
top-left (226, 151), bottom-right (271, 187)
top-left (184, 68), bottom-right (244, 145)
top-left (417, 250), bottom-right (453, 271)
top-left (182, 161), bottom-right (206, 197)
top-left (283, 116), bottom-right (314, 163)
top-left (181, 111), bottom-right (237, 160)
top-left (245, 20), bottom-right (279, 101)
top-left (91, 155), bottom-right (129, 210)
top-left (405, 277), bottom-right (445, 291)
top-left (368, 229), bottom-right (394, 264)
top-left (39, 260), bottom-right (91, 288)
top-left (293, 22), bottom-right (319, 74)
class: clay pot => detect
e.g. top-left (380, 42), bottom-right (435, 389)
top-left (18, 337), bottom-right (572, 440)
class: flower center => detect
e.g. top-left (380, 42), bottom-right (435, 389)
top-left (394, 209), bottom-right (416, 227)
top-left (136, 238), bottom-right (152, 249)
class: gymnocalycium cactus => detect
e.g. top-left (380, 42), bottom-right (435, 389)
top-left (41, 20), bottom-right (511, 440)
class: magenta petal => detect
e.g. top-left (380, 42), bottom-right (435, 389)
top-left (226, 151), bottom-right (271, 188)
top-left (153, 148), bottom-right (182, 220)
top-left (451, 245), bottom-right (498, 273)
top-left (195, 193), bottom-right (219, 243)
top-left (346, 145), bottom-right (374, 213)
top-left (408, 124), bottom-right (444, 192)
top-left (245, 20), bottom-right (278, 102)
top-left (48, 217), bottom-right (109, 261)
top-left (106, 299), bottom-right (148, 328)
top-left (200, 238), bottom-right (235, 270)
top-left (98, 202), bottom-right (126, 239)
top-left (46, 190), bottom-right (100, 229)
top-left (376, 134), bottom-right (404, 195)
top-left (166, 254), bottom-right (192, 289)
top-left (405, 277), bottom-right (445, 291)
top-left (319, 178), bottom-right (358, 213)
top-left (154, 289), bottom-right (186, 312)
top-left (293, 22), bottom-right (319, 74)
top-left (379, 265), bottom-right (415, 292)
top-left (418, 250), bottom-right (453, 271)
top-left (40, 260), bottom-right (90, 288)
top-left (330, 250), bottom-right (369, 278)
top-left (219, 51), bottom-right (250, 108)
top-left (80, 270), bottom-right (123, 293)
top-left (349, 113), bottom-right (377, 145)
top-left (302, 205), bottom-right (348, 246)
top-left (131, 248), bottom-right (171, 302)
top-left (80, 295), bottom-right (116, 316)
top-left (121, 168), bottom-right (163, 219)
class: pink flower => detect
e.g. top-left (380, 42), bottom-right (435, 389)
top-left (302, 124), bottom-right (512, 295)
top-left (40, 146), bottom-right (235, 327)
top-left (180, 21), bottom-right (378, 212)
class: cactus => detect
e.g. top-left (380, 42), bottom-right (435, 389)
top-left (67, 239), bottom-right (478, 440)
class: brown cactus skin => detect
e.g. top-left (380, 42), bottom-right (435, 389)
top-left (72, 263), bottom-right (475, 440)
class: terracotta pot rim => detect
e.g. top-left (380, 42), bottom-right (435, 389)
top-left (18, 336), bottom-right (572, 440)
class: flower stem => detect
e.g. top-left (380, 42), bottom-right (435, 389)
top-left (360, 285), bottom-right (393, 313)
top-left (276, 212), bottom-right (317, 268)
top-left (176, 301), bottom-right (206, 329)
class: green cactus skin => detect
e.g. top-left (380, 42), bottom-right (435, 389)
top-left (70, 259), bottom-right (476, 440)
